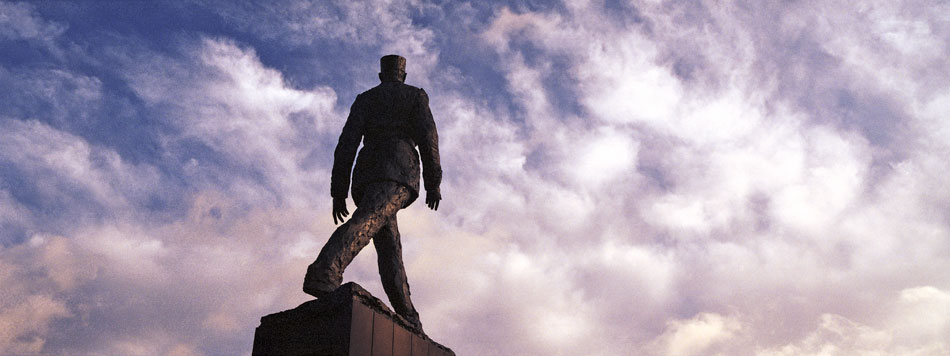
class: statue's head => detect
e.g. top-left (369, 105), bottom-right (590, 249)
top-left (379, 54), bottom-right (407, 83)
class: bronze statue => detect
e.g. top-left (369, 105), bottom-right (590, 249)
top-left (304, 55), bottom-right (442, 332)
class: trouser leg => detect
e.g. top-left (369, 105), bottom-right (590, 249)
top-left (304, 182), bottom-right (409, 297)
top-left (373, 217), bottom-right (421, 328)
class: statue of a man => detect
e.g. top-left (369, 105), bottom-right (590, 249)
top-left (304, 55), bottom-right (441, 332)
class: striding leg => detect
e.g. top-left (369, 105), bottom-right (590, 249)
top-left (304, 182), bottom-right (410, 297)
top-left (373, 216), bottom-right (422, 331)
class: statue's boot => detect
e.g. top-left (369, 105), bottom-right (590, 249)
top-left (400, 309), bottom-right (424, 334)
top-left (303, 266), bottom-right (336, 299)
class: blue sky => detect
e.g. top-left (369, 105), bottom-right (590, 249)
top-left (2, 1), bottom-right (949, 355)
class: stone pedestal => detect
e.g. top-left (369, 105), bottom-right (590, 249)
top-left (253, 282), bottom-right (455, 356)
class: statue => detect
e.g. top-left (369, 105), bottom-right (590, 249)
top-left (304, 54), bottom-right (442, 333)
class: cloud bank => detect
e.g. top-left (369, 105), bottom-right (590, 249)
top-left (1, 0), bottom-right (948, 355)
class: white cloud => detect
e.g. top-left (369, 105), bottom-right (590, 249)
top-left (759, 286), bottom-right (950, 356)
top-left (770, 126), bottom-right (870, 235)
top-left (0, 118), bottom-right (162, 221)
top-left (653, 313), bottom-right (741, 356)
top-left (0, 196), bottom-right (341, 354)
top-left (565, 126), bottom-right (639, 186)
top-left (466, 2), bottom-right (950, 355)
top-left (0, 1), bottom-right (65, 41)
top-left (3, 1), bottom-right (950, 355)
top-left (0, 236), bottom-right (85, 354)
top-left (125, 38), bottom-right (339, 208)
top-left (197, 0), bottom-right (441, 89)
top-left (577, 36), bottom-right (682, 125)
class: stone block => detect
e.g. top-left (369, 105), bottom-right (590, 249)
top-left (253, 282), bottom-right (455, 356)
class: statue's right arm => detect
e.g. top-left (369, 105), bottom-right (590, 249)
top-left (330, 96), bottom-right (365, 203)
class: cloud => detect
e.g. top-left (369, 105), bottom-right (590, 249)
top-left (652, 313), bottom-right (741, 356)
top-left (0, 118), bottom-right (162, 239)
top-left (446, 1), bottom-right (950, 355)
top-left (759, 286), bottom-right (950, 356)
top-left (0, 1), bottom-right (65, 41)
top-left (193, 0), bottom-right (442, 92)
top-left (119, 37), bottom-right (340, 209)
top-left (0, 30), bottom-right (347, 354)
top-left (0, 196), bottom-right (342, 354)
top-left (1, 1), bottom-right (949, 355)
top-left (0, 236), bottom-right (86, 354)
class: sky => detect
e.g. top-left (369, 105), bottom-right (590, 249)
top-left (1, 0), bottom-right (949, 355)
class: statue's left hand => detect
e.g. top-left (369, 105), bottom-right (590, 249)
top-left (332, 197), bottom-right (349, 225)
top-left (426, 190), bottom-right (441, 211)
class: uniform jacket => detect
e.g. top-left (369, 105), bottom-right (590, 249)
top-left (330, 80), bottom-right (441, 207)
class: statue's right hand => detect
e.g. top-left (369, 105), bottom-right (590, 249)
top-left (332, 197), bottom-right (349, 225)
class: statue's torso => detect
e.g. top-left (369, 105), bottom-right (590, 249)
top-left (350, 82), bottom-right (424, 206)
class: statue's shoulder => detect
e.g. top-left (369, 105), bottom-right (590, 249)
top-left (403, 84), bottom-right (427, 101)
top-left (395, 82), bottom-right (423, 95)
top-left (354, 85), bottom-right (385, 104)
top-left (389, 83), bottom-right (427, 102)
top-left (359, 85), bottom-right (380, 96)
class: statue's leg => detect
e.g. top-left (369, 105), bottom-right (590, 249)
top-left (303, 182), bottom-right (409, 297)
top-left (373, 216), bottom-right (422, 331)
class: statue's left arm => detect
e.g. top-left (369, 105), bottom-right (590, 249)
top-left (412, 88), bottom-right (442, 211)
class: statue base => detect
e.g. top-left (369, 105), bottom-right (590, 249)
top-left (252, 282), bottom-right (455, 356)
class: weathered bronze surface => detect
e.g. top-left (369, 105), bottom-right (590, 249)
top-left (304, 55), bottom-right (442, 333)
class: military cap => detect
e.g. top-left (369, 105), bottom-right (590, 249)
top-left (380, 54), bottom-right (406, 74)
